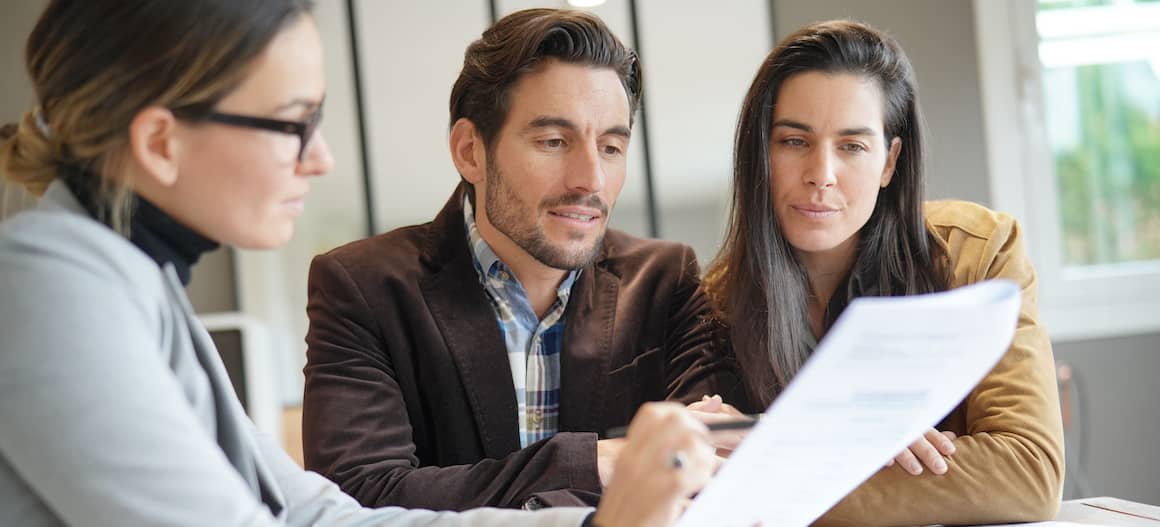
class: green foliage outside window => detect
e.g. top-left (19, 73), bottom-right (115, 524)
top-left (1039, 0), bottom-right (1160, 266)
top-left (1049, 64), bottom-right (1160, 265)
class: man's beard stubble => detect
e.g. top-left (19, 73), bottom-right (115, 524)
top-left (483, 161), bottom-right (608, 270)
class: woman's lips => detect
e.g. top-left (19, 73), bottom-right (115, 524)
top-left (791, 204), bottom-right (839, 218)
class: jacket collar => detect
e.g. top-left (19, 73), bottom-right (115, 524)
top-left (418, 183), bottom-right (621, 455)
top-left (40, 180), bottom-right (284, 516)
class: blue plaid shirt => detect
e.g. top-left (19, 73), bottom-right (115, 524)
top-left (463, 196), bottom-right (578, 448)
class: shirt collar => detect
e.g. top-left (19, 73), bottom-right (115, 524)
top-left (462, 194), bottom-right (579, 304)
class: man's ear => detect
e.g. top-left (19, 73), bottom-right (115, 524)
top-left (127, 106), bottom-right (181, 187)
top-left (449, 118), bottom-right (486, 185)
top-left (881, 136), bottom-right (902, 188)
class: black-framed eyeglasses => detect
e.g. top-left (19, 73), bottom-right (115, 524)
top-left (203, 101), bottom-right (323, 161)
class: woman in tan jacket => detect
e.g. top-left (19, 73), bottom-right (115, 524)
top-left (701, 20), bottom-right (1064, 526)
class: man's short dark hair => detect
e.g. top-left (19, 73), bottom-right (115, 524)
top-left (449, 8), bottom-right (642, 152)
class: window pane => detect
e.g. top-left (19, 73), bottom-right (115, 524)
top-left (1037, 1), bottom-right (1160, 266)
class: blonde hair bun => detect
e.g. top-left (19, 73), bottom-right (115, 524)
top-left (0, 109), bottom-right (58, 196)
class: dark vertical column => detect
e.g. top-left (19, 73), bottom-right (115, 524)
top-left (345, 0), bottom-right (377, 237)
top-left (627, 0), bottom-right (660, 238)
top-left (488, 0), bottom-right (499, 24)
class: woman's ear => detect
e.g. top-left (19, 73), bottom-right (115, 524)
top-left (127, 106), bottom-right (181, 187)
top-left (449, 117), bottom-right (486, 185)
top-left (881, 136), bottom-right (902, 188)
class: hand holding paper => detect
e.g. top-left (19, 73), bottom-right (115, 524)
top-left (675, 279), bottom-right (1023, 527)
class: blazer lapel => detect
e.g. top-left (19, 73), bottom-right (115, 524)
top-left (558, 260), bottom-right (619, 433)
top-left (162, 266), bottom-right (286, 517)
top-left (420, 187), bottom-right (521, 458)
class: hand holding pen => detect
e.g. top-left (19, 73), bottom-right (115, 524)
top-left (605, 395), bottom-right (759, 457)
top-left (684, 394), bottom-right (757, 455)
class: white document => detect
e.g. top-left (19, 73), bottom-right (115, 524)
top-left (676, 279), bottom-right (1023, 527)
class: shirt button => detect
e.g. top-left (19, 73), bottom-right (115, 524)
top-left (523, 496), bottom-right (545, 511)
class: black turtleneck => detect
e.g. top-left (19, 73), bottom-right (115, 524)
top-left (58, 165), bottom-right (219, 285)
top-left (128, 197), bottom-right (220, 286)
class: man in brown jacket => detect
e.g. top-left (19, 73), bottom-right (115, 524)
top-left (301, 9), bottom-right (740, 513)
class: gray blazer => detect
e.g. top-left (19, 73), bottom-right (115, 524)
top-left (0, 182), bottom-right (590, 527)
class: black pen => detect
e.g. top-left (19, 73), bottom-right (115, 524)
top-left (603, 414), bottom-right (761, 439)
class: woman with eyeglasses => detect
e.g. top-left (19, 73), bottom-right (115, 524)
top-left (0, 2), bottom-right (713, 526)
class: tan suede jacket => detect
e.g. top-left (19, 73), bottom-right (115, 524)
top-left (816, 200), bottom-right (1065, 526)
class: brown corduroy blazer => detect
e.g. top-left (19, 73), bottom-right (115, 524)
top-left (301, 185), bottom-right (742, 512)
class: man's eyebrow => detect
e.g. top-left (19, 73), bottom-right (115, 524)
top-left (527, 116), bottom-right (578, 131)
top-left (527, 117), bottom-right (631, 139)
top-left (603, 125), bottom-right (631, 139)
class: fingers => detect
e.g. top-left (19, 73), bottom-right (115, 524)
top-left (717, 402), bottom-right (745, 417)
top-left (667, 412), bottom-right (716, 483)
top-left (893, 447), bottom-right (924, 476)
top-left (911, 436), bottom-right (948, 475)
top-left (687, 408), bottom-right (752, 454)
top-left (687, 394), bottom-right (746, 416)
top-left (619, 403), bottom-right (713, 484)
top-left (687, 409), bottom-right (736, 425)
top-left (941, 430), bottom-right (957, 442)
top-left (712, 454), bottom-right (727, 474)
top-left (924, 428), bottom-right (957, 457)
top-left (708, 432), bottom-right (747, 455)
top-left (596, 438), bottom-right (628, 487)
top-left (894, 428), bottom-right (954, 476)
top-left (628, 402), bottom-right (710, 441)
top-left (593, 403), bottom-right (719, 527)
top-left (622, 402), bottom-right (717, 481)
top-left (708, 429), bottom-right (748, 454)
top-left (686, 394), bottom-right (723, 413)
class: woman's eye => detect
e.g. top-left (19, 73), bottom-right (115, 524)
top-left (841, 143), bottom-right (868, 153)
top-left (781, 138), bottom-right (807, 147)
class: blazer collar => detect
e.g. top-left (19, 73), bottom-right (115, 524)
top-left (160, 265), bottom-right (285, 517)
top-left (557, 263), bottom-right (619, 433)
top-left (420, 184), bottom-right (472, 273)
top-left (420, 185), bottom-right (520, 456)
top-left (418, 184), bottom-right (620, 453)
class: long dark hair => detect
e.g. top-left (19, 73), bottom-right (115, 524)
top-left (704, 20), bottom-right (949, 407)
